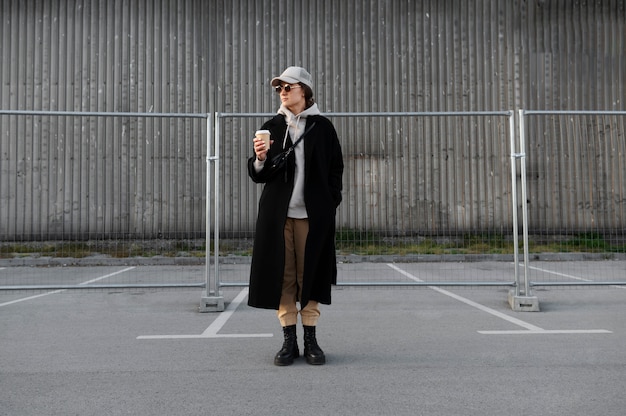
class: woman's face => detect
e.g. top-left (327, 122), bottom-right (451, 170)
top-left (276, 83), bottom-right (306, 113)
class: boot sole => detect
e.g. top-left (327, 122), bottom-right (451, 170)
top-left (274, 351), bottom-right (300, 366)
top-left (305, 356), bottom-right (326, 365)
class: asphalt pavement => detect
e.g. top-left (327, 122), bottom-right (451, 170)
top-left (1, 264), bottom-right (625, 416)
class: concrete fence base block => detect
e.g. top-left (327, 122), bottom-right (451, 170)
top-left (199, 292), bottom-right (224, 312)
top-left (508, 290), bottom-right (540, 312)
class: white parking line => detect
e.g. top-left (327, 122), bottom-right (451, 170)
top-left (0, 267), bottom-right (135, 307)
top-left (528, 265), bottom-right (626, 289)
top-left (478, 329), bottom-right (612, 335)
top-left (387, 263), bottom-right (612, 335)
top-left (77, 267), bottom-right (136, 285)
top-left (137, 287), bottom-right (274, 340)
top-left (0, 290), bottom-right (67, 307)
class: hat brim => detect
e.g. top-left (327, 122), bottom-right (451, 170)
top-left (271, 76), bottom-right (302, 87)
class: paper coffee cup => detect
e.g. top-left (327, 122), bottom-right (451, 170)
top-left (255, 130), bottom-right (271, 149)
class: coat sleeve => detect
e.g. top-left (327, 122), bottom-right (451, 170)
top-left (327, 122), bottom-right (344, 208)
top-left (247, 156), bottom-right (269, 183)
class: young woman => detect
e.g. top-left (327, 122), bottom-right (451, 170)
top-left (247, 66), bottom-right (344, 366)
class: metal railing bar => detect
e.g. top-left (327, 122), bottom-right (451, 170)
top-left (522, 110), bottom-right (626, 116)
top-left (531, 281), bottom-right (626, 287)
top-left (339, 281), bottom-right (516, 287)
top-left (1, 283), bottom-right (206, 291)
top-left (218, 281), bottom-right (516, 288)
top-left (217, 111), bottom-right (513, 118)
top-left (0, 109), bottom-right (209, 118)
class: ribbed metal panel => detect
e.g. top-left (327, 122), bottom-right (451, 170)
top-left (525, 0), bottom-right (626, 110)
top-left (213, 0), bottom-right (521, 113)
top-left (524, 112), bottom-right (626, 232)
top-left (1, 0), bottom-right (625, 240)
top-left (213, 0), bottom-right (626, 237)
top-left (0, 0), bottom-right (210, 239)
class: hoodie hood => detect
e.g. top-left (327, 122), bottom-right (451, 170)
top-left (278, 102), bottom-right (321, 120)
top-left (277, 103), bottom-right (321, 147)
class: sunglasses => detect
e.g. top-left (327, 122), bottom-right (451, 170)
top-left (274, 84), bottom-right (302, 93)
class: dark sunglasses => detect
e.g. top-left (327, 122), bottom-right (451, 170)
top-left (274, 84), bottom-right (302, 93)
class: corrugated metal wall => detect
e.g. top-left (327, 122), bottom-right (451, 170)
top-left (524, 113), bottom-right (626, 233)
top-left (0, 0), bottom-right (210, 239)
top-left (1, 0), bottom-right (625, 240)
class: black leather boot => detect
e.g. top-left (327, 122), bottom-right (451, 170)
top-left (303, 325), bottom-right (326, 365)
top-left (274, 325), bottom-right (299, 366)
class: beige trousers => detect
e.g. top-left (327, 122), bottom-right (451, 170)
top-left (277, 218), bottom-right (320, 327)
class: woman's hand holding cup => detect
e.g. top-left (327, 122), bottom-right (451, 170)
top-left (254, 130), bottom-right (272, 161)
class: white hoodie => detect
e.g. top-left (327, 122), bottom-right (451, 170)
top-left (279, 103), bottom-right (320, 218)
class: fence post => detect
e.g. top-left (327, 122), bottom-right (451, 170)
top-left (200, 112), bottom-right (224, 312)
top-left (508, 110), bottom-right (539, 311)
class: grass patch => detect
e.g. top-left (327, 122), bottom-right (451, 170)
top-left (335, 231), bottom-right (515, 256)
top-left (0, 240), bottom-right (207, 259)
top-left (528, 232), bottom-right (626, 254)
top-left (1, 233), bottom-right (624, 259)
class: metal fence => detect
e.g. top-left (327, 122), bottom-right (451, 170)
top-left (202, 110), bottom-right (626, 310)
top-left (3, 110), bottom-right (626, 312)
top-left (519, 110), bottom-right (626, 289)
top-left (0, 109), bottom-right (211, 290)
top-left (202, 111), bottom-right (526, 311)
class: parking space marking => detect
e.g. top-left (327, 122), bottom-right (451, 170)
top-left (0, 267), bottom-right (135, 307)
top-left (528, 265), bottom-right (593, 283)
top-left (528, 265), bottom-right (626, 289)
top-left (137, 288), bottom-right (274, 340)
top-left (0, 290), bottom-right (66, 307)
top-left (78, 267), bottom-right (136, 285)
top-left (478, 329), bottom-right (612, 335)
top-left (387, 263), bottom-right (612, 335)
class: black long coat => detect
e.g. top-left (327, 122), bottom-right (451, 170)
top-left (247, 114), bottom-right (344, 309)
